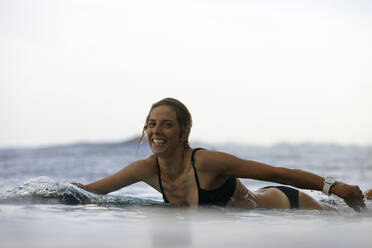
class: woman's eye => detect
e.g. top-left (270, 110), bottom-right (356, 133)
top-left (165, 122), bottom-right (172, 128)
top-left (148, 122), bottom-right (155, 127)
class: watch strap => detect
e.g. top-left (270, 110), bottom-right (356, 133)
top-left (323, 177), bottom-right (336, 196)
top-left (323, 182), bottom-right (332, 195)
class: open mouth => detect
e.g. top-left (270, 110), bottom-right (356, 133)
top-left (152, 139), bottom-right (167, 145)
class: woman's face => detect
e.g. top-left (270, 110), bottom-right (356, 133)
top-left (146, 105), bottom-right (186, 156)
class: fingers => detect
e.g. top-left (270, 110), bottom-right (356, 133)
top-left (347, 185), bottom-right (366, 212)
top-left (349, 199), bottom-right (363, 212)
top-left (352, 204), bottom-right (360, 212)
top-left (360, 198), bottom-right (366, 209)
top-left (355, 186), bottom-right (366, 208)
top-left (71, 182), bottom-right (85, 188)
top-left (346, 200), bottom-right (361, 212)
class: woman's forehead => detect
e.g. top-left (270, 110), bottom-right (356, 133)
top-left (149, 105), bottom-right (177, 120)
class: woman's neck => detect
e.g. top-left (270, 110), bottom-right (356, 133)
top-left (157, 147), bottom-right (189, 179)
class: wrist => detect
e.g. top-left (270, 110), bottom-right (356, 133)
top-left (329, 181), bottom-right (344, 197)
top-left (323, 177), bottom-right (337, 195)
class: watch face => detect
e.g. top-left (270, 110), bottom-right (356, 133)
top-left (326, 177), bottom-right (336, 184)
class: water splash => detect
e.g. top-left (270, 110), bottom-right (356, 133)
top-left (0, 176), bottom-right (162, 207)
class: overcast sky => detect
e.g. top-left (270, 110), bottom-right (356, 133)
top-left (1, 0), bottom-right (371, 147)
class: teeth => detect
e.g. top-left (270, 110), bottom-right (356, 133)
top-left (153, 139), bottom-right (166, 145)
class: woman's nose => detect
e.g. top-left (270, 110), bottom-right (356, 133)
top-left (154, 124), bottom-right (161, 134)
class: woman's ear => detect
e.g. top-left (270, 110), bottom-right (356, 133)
top-left (181, 127), bottom-right (191, 142)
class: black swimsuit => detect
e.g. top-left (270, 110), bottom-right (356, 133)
top-left (156, 148), bottom-right (236, 207)
top-left (156, 148), bottom-right (299, 209)
top-left (261, 186), bottom-right (299, 209)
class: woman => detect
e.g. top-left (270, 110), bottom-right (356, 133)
top-left (73, 98), bottom-right (366, 211)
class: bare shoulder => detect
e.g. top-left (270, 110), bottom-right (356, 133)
top-left (138, 155), bottom-right (159, 186)
top-left (131, 155), bottom-right (157, 177)
top-left (138, 154), bottom-right (156, 166)
top-left (193, 149), bottom-right (243, 174)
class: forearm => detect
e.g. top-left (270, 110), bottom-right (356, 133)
top-left (72, 182), bottom-right (109, 194)
top-left (236, 159), bottom-right (327, 191)
top-left (84, 181), bottom-right (112, 194)
top-left (274, 167), bottom-right (325, 191)
top-left (275, 168), bottom-right (350, 197)
top-left (71, 160), bottom-right (149, 194)
top-left (72, 174), bottom-right (129, 194)
top-left (84, 173), bottom-right (133, 194)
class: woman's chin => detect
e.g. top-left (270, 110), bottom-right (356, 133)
top-left (150, 144), bottom-right (168, 155)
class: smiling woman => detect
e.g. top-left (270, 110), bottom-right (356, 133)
top-left (140, 97), bottom-right (193, 153)
top-left (72, 97), bottom-right (367, 211)
top-left (146, 106), bottom-right (185, 155)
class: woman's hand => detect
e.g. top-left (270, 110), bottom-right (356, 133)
top-left (331, 182), bottom-right (366, 212)
top-left (71, 182), bottom-right (89, 191)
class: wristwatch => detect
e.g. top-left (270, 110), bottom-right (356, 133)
top-left (323, 177), bottom-right (337, 195)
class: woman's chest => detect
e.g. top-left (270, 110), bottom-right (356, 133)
top-left (146, 166), bottom-right (222, 206)
top-left (161, 170), bottom-right (199, 206)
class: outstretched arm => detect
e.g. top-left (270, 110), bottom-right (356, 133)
top-left (198, 150), bottom-right (366, 211)
top-left (72, 158), bottom-right (156, 195)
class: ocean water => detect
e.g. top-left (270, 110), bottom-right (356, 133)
top-left (1, 139), bottom-right (372, 248)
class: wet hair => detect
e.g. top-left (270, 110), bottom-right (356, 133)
top-left (138, 98), bottom-right (192, 150)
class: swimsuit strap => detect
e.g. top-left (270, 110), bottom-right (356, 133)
top-left (191, 148), bottom-right (205, 190)
top-left (156, 156), bottom-right (169, 203)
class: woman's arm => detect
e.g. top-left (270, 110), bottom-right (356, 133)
top-left (197, 150), bottom-right (366, 211)
top-left (72, 157), bottom-right (156, 194)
